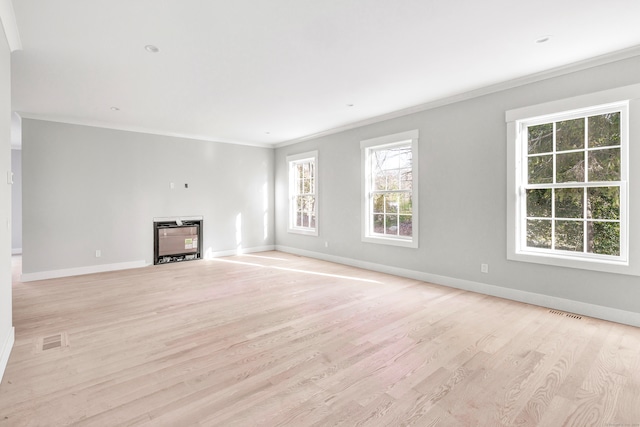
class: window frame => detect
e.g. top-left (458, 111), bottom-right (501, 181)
top-left (361, 130), bottom-right (419, 248)
top-left (287, 151), bottom-right (318, 236)
top-left (506, 84), bottom-right (640, 275)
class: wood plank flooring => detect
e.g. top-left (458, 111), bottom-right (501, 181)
top-left (1, 251), bottom-right (639, 426)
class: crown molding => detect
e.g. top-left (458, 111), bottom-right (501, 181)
top-left (0, 0), bottom-right (22, 52)
top-left (276, 44), bottom-right (640, 148)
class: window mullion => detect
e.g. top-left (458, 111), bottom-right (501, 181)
top-left (551, 188), bottom-right (556, 250)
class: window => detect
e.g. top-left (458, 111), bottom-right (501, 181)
top-left (523, 104), bottom-right (626, 259)
top-left (287, 151), bottom-right (318, 236)
top-left (507, 84), bottom-right (640, 275)
top-left (361, 130), bottom-right (419, 248)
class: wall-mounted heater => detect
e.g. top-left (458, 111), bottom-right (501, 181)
top-left (153, 217), bottom-right (203, 265)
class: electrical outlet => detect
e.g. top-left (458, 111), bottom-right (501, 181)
top-left (95, 249), bottom-right (101, 258)
top-left (325, 241), bottom-right (329, 248)
top-left (481, 263), bottom-right (489, 273)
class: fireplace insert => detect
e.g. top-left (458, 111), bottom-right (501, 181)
top-left (153, 218), bottom-right (203, 265)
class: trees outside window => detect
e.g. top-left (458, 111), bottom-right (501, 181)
top-left (506, 85), bottom-right (640, 276)
top-left (361, 130), bottom-right (419, 248)
top-left (522, 108), bottom-right (625, 259)
top-left (287, 151), bottom-right (318, 236)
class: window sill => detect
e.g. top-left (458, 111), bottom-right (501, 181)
top-left (362, 235), bottom-right (417, 248)
top-left (288, 227), bottom-right (318, 237)
top-left (507, 250), bottom-right (640, 276)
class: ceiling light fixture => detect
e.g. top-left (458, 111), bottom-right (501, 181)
top-left (110, 107), bottom-right (120, 111)
top-left (535, 35), bottom-right (551, 44)
top-left (144, 44), bottom-right (160, 53)
top-left (347, 104), bottom-right (354, 107)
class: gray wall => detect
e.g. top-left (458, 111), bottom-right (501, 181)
top-left (22, 120), bottom-right (274, 274)
top-left (11, 149), bottom-right (20, 252)
top-left (275, 55), bottom-right (640, 315)
top-left (0, 27), bottom-right (13, 377)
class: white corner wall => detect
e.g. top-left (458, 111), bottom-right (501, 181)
top-left (22, 120), bottom-right (275, 278)
top-left (275, 55), bottom-right (640, 326)
top-left (10, 148), bottom-right (20, 253)
top-left (0, 21), bottom-right (15, 382)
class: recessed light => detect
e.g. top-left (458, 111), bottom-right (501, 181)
top-left (347, 104), bottom-right (354, 107)
top-left (144, 44), bottom-right (160, 53)
top-left (535, 35), bottom-right (551, 44)
top-left (265, 132), bottom-right (271, 135)
top-left (110, 107), bottom-right (120, 111)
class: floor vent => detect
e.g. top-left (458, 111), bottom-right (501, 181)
top-left (549, 309), bottom-right (582, 320)
top-left (42, 334), bottom-right (62, 350)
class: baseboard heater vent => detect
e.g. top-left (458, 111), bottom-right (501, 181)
top-left (549, 309), bottom-right (583, 320)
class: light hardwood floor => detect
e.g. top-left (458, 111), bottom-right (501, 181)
top-left (1, 252), bottom-right (639, 426)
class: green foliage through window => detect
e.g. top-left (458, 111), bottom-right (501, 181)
top-left (524, 111), bottom-right (622, 257)
top-left (370, 145), bottom-right (412, 238)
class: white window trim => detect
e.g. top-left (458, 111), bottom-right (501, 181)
top-left (361, 130), bottom-right (419, 248)
top-left (287, 151), bottom-right (318, 236)
top-left (506, 83), bottom-right (640, 276)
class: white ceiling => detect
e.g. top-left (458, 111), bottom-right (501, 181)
top-left (10, 0), bottom-right (640, 147)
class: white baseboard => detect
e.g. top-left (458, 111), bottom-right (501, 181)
top-left (21, 260), bottom-right (149, 282)
top-left (11, 248), bottom-right (21, 255)
top-left (275, 245), bottom-right (640, 328)
top-left (0, 327), bottom-right (15, 384)
top-left (204, 245), bottom-right (276, 259)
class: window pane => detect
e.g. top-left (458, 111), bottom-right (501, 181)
top-left (385, 214), bottom-right (398, 235)
top-left (305, 195), bottom-right (315, 213)
top-left (587, 187), bottom-right (619, 220)
top-left (296, 210), bottom-right (303, 227)
top-left (372, 194), bottom-right (384, 214)
top-left (527, 219), bottom-right (551, 249)
top-left (528, 155), bottom-right (553, 184)
top-left (385, 194), bottom-right (399, 213)
top-left (303, 195), bottom-right (316, 228)
top-left (528, 123), bottom-right (553, 154)
top-left (373, 214), bottom-right (384, 234)
top-left (302, 178), bottom-right (311, 194)
top-left (556, 152), bottom-right (585, 183)
top-left (588, 112), bottom-right (620, 148)
top-left (555, 188), bottom-right (583, 219)
top-left (588, 148), bottom-right (620, 181)
top-left (399, 215), bottom-right (412, 237)
top-left (386, 171), bottom-right (399, 190)
top-left (555, 220), bottom-right (584, 252)
top-left (400, 169), bottom-right (412, 190)
top-left (526, 189), bottom-right (551, 218)
top-left (375, 149), bottom-right (399, 170)
top-left (299, 197), bottom-right (309, 225)
top-left (399, 193), bottom-right (412, 214)
top-left (399, 149), bottom-right (412, 168)
top-left (588, 221), bottom-right (620, 256)
top-left (374, 167), bottom-right (385, 191)
top-left (556, 118), bottom-right (584, 152)
top-left (308, 164), bottom-right (315, 193)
